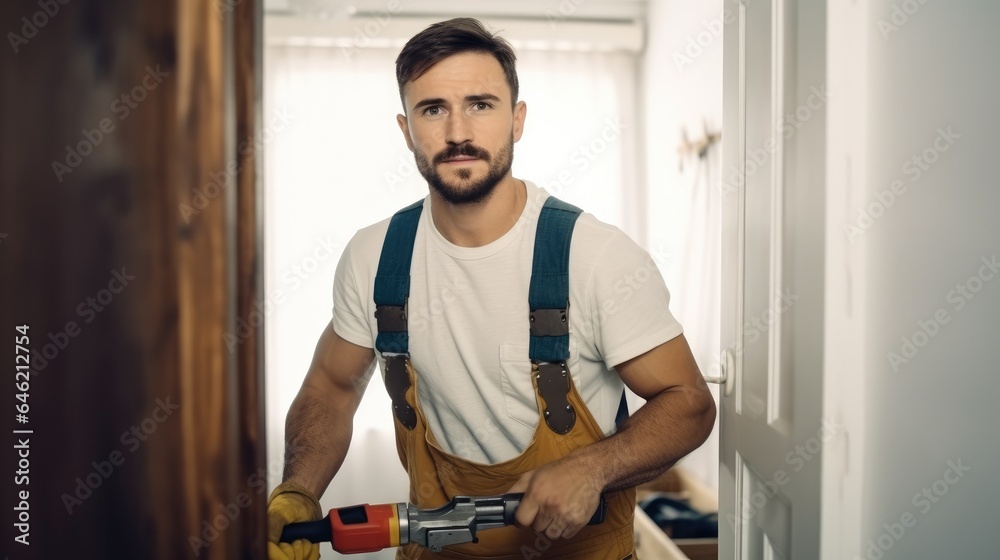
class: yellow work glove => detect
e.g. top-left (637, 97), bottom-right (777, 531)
top-left (267, 481), bottom-right (323, 560)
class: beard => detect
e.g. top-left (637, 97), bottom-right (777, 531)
top-left (414, 137), bottom-right (514, 206)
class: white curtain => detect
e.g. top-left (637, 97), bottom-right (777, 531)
top-left (263, 41), bottom-right (638, 559)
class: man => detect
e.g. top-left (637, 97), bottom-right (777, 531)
top-left (267, 17), bottom-right (716, 560)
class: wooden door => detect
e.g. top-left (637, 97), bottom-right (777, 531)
top-left (0, 1), bottom-right (265, 558)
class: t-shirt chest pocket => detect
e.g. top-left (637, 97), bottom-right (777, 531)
top-left (497, 336), bottom-right (580, 430)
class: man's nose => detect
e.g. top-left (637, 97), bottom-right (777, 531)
top-left (444, 111), bottom-right (473, 145)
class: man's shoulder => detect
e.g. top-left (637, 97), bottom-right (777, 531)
top-left (346, 198), bottom-right (426, 257)
top-left (561, 207), bottom-right (627, 262)
top-left (571, 210), bottom-right (624, 243)
top-left (532, 195), bottom-right (653, 287)
top-left (527, 184), bottom-right (623, 251)
top-left (347, 216), bottom-right (391, 256)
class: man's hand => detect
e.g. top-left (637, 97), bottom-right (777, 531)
top-left (508, 334), bottom-right (715, 544)
top-left (266, 481), bottom-right (322, 560)
top-left (507, 452), bottom-right (603, 541)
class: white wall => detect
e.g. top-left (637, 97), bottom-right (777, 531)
top-left (641, 0), bottom-right (724, 493)
top-left (825, 2), bottom-right (1000, 558)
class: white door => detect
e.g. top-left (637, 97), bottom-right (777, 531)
top-left (717, 0), bottom-right (827, 558)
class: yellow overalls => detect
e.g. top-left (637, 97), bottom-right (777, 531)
top-left (374, 197), bottom-right (637, 560)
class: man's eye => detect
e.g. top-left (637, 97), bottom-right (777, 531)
top-left (424, 106), bottom-right (442, 116)
top-left (472, 102), bottom-right (491, 110)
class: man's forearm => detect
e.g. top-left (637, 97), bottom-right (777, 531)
top-left (283, 383), bottom-right (355, 498)
top-left (576, 385), bottom-right (716, 493)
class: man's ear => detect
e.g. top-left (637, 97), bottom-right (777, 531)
top-left (396, 113), bottom-right (415, 152)
top-left (512, 100), bottom-right (527, 143)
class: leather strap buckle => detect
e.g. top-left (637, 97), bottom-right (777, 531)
top-left (529, 307), bottom-right (568, 337)
top-left (384, 354), bottom-right (416, 430)
top-left (534, 361), bottom-right (576, 434)
top-left (375, 302), bottom-right (407, 333)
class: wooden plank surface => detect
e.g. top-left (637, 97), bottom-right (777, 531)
top-left (0, 1), bottom-right (263, 557)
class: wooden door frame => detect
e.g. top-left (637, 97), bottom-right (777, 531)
top-left (0, 1), bottom-right (266, 557)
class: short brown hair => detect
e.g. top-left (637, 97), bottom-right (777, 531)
top-left (395, 17), bottom-right (519, 110)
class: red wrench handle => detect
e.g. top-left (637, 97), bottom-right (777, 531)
top-left (280, 503), bottom-right (401, 554)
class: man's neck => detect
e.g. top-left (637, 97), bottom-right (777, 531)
top-left (429, 176), bottom-right (527, 248)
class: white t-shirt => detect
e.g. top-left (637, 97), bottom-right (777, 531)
top-left (332, 181), bottom-right (684, 464)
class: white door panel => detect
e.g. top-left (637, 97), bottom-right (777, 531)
top-left (720, 1), bottom-right (825, 558)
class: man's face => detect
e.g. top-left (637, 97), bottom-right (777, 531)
top-left (397, 52), bottom-right (526, 205)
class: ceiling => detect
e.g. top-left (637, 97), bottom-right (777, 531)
top-left (263, 0), bottom-right (648, 23)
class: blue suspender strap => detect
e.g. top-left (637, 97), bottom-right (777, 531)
top-left (615, 390), bottom-right (629, 429)
top-left (529, 197), bottom-right (583, 435)
top-left (529, 196), bottom-right (630, 433)
top-left (373, 199), bottom-right (423, 355)
top-left (373, 199), bottom-right (423, 431)
top-left (528, 196), bottom-right (582, 363)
